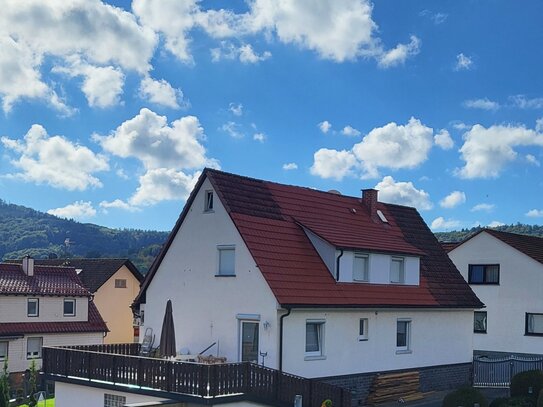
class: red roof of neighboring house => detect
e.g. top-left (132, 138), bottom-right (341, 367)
top-left (136, 169), bottom-right (482, 309)
top-left (0, 263), bottom-right (91, 296)
top-left (0, 301), bottom-right (108, 336)
top-left (441, 242), bottom-right (461, 252)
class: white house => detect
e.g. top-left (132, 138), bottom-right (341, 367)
top-left (446, 229), bottom-right (543, 357)
top-left (0, 258), bottom-right (107, 386)
top-left (134, 169), bottom-right (483, 405)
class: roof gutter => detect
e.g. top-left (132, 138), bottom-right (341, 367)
top-left (278, 307), bottom-right (291, 372)
top-left (335, 249), bottom-right (344, 281)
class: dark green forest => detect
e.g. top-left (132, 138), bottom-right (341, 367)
top-left (0, 199), bottom-right (169, 273)
top-left (435, 224), bottom-right (543, 242)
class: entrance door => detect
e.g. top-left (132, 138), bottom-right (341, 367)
top-left (240, 321), bottom-right (259, 363)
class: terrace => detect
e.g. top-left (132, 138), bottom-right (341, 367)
top-left (42, 344), bottom-right (351, 407)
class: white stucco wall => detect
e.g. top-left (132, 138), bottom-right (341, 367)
top-left (143, 178), bottom-right (280, 367)
top-left (338, 252), bottom-right (420, 285)
top-left (449, 232), bottom-right (543, 355)
top-left (0, 296), bottom-right (88, 323)
top-left (282, 309), bottom-right (474, 378)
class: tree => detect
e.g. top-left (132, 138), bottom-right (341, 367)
top-left (0, 359), bottom-right (10, 407)
top-left (27, 359), bottom-right (38, 407)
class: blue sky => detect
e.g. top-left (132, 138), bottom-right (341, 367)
top-left (1, 0), bottom-right (542, 232)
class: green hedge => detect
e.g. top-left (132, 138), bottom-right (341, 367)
top-left (443, 387), bottom-right (488, 407)
top-left (511, 371), bottom-right (543, 402)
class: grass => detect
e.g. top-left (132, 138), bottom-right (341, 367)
top-left (18, 399), bottom-right (55, 407)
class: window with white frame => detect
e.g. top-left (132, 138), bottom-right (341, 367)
top-left (0, 341), bottom-right (7, 361)
top-left (63, 298), bottom-right (76, 316)
top-left (358, 318), bottom-right (368, 341)
top-left (104, 394), bottom-right (126, 407)
top-left (526, 313), bottom-right (543, 336)
top-left (27, 298), bottom-right (39, 317)
top-left (27, 337), bottom-right (43, 359)
top-left (474, 311), bottom-right (487, 333)
top-left (353, 253), bottom-right (369, 282)
top-left (305, 320), bottom-right (325, 358)
top-left (204, 190), bottom-right (214, 212)
top-left (390, 257), bottom-right (405, 284)
top-left (217, 246), bottom-right (235, 276)
top-left (396, 319), bottom-right (411, 352)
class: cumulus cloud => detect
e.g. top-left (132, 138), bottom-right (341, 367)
top-left (454, 53), bottom-right (473, 71)
top-left (220, 121), bottom-right (244, 139)
top-left (536, 118), bottom-right (543, 133)
top-left (129, 168), bottom-right (200, 206)
top-left (374, 176), bottom-right (433, 210)
top-left (509, 95), bottom-right (543, 110)
top-left (1, 124), bottom-right (108, 190)
top-left (488, 221), bottom-right (505, 228)
top-left (139, 77), bottom-right (186, 109)
top-left (341, 126), bottom-right (361, 137)
top-left (310, 149), bottom-right (357, 181)
top-left (99, 199), bottom-right (140, 213)
top-left (456, 123), bottom-right (543, 179)
top-left (283, 162), bottom-right (298, 170)
top-left (377, 35), bottom-right (421, 68)
top-left (526, 209), bottom-right (543, 218)
top-left (431, 217), bottom-right (461, 231)
top-left (439, 191), bottom-right (466, 208)
top-left (463, 98), bottom-right (500, 111)
top-left (319, 121), bottom-right (332, 134)
top-left (253, 133), bottom-right (266, 142)
top-left (229, 103), bottom-right (243, 116)
top-left (47, 201), bottom-right (97, 220)
top-left (434, 129), bottom-right (454, 150)
top-left (211, 42), bottom-right (271, 63)
top-left (471, 203), bottom-right (495, 212)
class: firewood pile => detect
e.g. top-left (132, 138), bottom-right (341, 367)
top-left (366, 371), bottom-right (424, 404)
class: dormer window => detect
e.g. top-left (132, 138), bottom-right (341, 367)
top-left (390, 257), bottom-right (405, 284)
top-left (63, 298), bottom-right (76, 316)
top-left (27, 298), bottom-right (39, 317)
top-left (353, 253), bottom-right (369, 282)
top-left (204, 190), bottom-right (214, 212)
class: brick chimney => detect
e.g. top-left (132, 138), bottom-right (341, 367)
top-left (362, 189), bottom-right (378, 216)
top-left (22, 256), bottom-right (34, 277)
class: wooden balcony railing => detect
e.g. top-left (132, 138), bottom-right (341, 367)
top-left (43, 345), bottom-right (351, 407)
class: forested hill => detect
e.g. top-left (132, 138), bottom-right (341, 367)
top-left (0, 199), bottom-right (169, 273)
top-left (435, 224), bottom-right (543, 243)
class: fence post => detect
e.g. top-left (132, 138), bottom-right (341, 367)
top-left (64, 349), bottom-right (69, 377)
top-left (88, 351), bottom-right (92, 381)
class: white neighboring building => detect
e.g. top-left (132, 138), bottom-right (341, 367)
top-left (446, 229), bottom-right (543, 357)
top-left (134, 169), bottom-right (483, 405)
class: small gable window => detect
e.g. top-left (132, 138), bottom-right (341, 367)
top-left (204, 190), bottom-right (214, 212)
top-left (353, 253), bottom-right (369, 282)
top-left (27, 298), bottom-right (39, 317)
top-left (115, 279), bottom-right (127, 288)
top-left (390, 257), bottom-right (405, 284)
top-left (217, 246), bottom-right (235, 276)
top-left (63, 298), bottom-right (76, 316)
top-left (468, 264), bottom-right (499, 284)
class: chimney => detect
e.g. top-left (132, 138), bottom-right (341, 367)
top-left (22, 256), bottom-right (34, 277)
top-left (362, 189), bottom-right (378, 216)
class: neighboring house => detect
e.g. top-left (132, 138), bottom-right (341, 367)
top-left (0, 258), bottom-right (107, 381)
top-left (134, 169), bottom-right (483, 404)
top-left (446, 229), bottom-right (543, 357)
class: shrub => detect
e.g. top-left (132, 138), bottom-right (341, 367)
top-left (537, 389), bottom-right (543, 407)
top-left (490, 398), bottom-right (510, 407)
top-left (321, 400), bottom-right (332, 407)
top-left (442, 386), bottom-right (488, 407)
top-left (511, 371), bottom-right (543, 402)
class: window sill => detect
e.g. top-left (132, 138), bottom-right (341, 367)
top-left (203, 210), bottom-right (215, 214)
top-left (474, 331), bottom-right (487, 334)
top-left (395, 350), bottom-right (412, 355)
top-left (215, 274), bottom-right (236, 277)
top-left (524, 333), bottom-right (543, 337)
top-left (358, 338), bottom-right (368, 342)
top-left (304, 355), bottom-right (326, 361)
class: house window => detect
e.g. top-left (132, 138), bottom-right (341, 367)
top-left (353, 253), bottom-right (369, 282)
top-left (27, 298), bottom-right (39, 317)
top-left (468, 264), bottom-right (499, 284)
top-left (27, 337), bottom-right (43, 359)
top-left (526, 313), bottom-right (543, 336)
top-left (474, 311), bottom-right (487, 333)
top-left (217, 246), bottom-right (235, 276)
top-left (104, 394), bottom-right (126, 407)
top-left (0, 342), bottom-right (7, 361)
top-left (390, 257), bottom-right (405, 284)
top-left (63, 298), bottom-right (76, 316)
top-left (204, 190), bottom-right (214, 212)
top-left (115, 279), bottom-right (127, 288)
top-left (359, 318), bottom-right (368, 341)
top-left (396, 319), bottom-right (411, 353)
top-left (305, 320), bottom-right (325, 358)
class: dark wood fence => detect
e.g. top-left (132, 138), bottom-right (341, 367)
top-left (43, 346), bottom-right (351, 407)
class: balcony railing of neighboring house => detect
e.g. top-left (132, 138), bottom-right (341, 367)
top-left (42, 345), bottom-right (351, 407)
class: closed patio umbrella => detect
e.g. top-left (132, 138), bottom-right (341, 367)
top-left (159, 299), bottom-right (176, 358)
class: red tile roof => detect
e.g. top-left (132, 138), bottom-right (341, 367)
top-left (0, 301), bottom-right (108, 336)
top-left (0, 263), bottom-right (91, 296)
top-left (441, 242), bottom-right (461, 252)
top-left (136, 169), bottom-right (482, 309)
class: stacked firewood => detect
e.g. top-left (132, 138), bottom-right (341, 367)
top-left (366, 371), bottom-right (424, 404)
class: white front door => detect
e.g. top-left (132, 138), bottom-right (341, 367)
top-left (239, 320), bottom-right (259, 363)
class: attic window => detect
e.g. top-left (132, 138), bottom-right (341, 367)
top-left (376, 210), bottom-right (388, 223)
top-left (204, 190), bottom-right (214, 212)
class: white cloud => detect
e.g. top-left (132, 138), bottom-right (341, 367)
top-left (253, 133), bottom-right (266, 142)
top-left (99, 199), bottom-right (140, 213)
top-left (318, 121), bottom-right (332, 134)
top-left (451, 121), bottom-right (471, 131)
top-left (454, 53), bottom-right (473, 71)
top-left (220, 121), bottom-right (244, 139)
top-left (439, 191), bottom-right (466, 209)
top-left (283, 162), bottom-right (298, 170)
top-left (526, 209), bottom-right (543, 218)
top-left (456, 123), bottom-right (543, 179)
top-left (536, 118), bottom-right (543, 133)
top-left (509, 95), bottom-right (543, 110)
top-left (431, 217), bottom-right (461, 231)
top-left (526, 154), bottom-right (540, 166)
top-left (211, 42), bottom-right (271, 64)
top-left (1, 124), bottom-right (108, 190)
top-left (341, 126), bottom-right (361, 137)
top-left (47, 201), bottom-right (96, 220)
top-left (434, 129), bottom-right (454, 150)
top-left (488, 221), bottom-right (505, 228)
top-left (95, 108), bottom-right (211, 170)
top-left (375, 176), bottom-right (433, 211)
top-left (139, 77), bottom-right (186, 109)
top-left (463, 98), bottom-right (500, 111)
top-left (229, 103), bottom-right (243, 116)
top-left (377, 36), bottom-right (421, 68)
top-left (310, 149), bottom-right (357, 181)
top-left (419, 10), bottom-right (448, 25)
top-left (471, 203), bottom-right (495, 212)
top-left (129, 168), bottom-right (200, 206)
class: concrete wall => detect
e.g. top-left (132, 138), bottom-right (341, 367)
top-left (0, 296), bottom-right (88, 323)
top-left (94, 265), bottom-right (140, 344)
top-left (282, 309), bottom-right (474, 378)
top-left (448, 232), bottom-right (543, 355)
top-left (143, 178), bottom-right (280, 367)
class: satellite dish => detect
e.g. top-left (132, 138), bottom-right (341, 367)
top-left (327, 189), bottom-right (341, 195)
